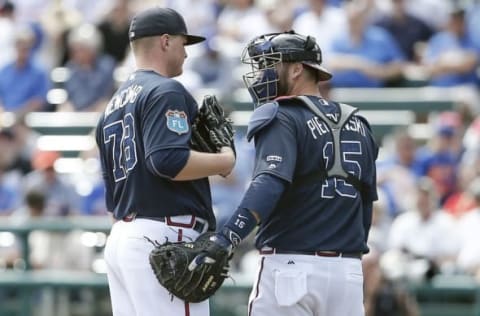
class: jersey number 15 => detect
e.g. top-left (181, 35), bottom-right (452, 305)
top-left (322, 140), bottom-right (362, 198)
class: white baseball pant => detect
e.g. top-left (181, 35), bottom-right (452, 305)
top-left (104, 215), bottom-right (209, 316)
top-left (248, 253), bottom-right (365, 316)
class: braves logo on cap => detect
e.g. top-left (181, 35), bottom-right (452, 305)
top-left (166, 110), bottom-right (189, 135)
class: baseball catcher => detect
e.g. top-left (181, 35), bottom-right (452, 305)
top-left (148, 232), bottom-right (231, 303)
top-left (190, 95), bottom-right (235, 153)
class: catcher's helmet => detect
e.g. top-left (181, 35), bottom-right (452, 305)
top-left (241, 30), bottom-right (332, 106)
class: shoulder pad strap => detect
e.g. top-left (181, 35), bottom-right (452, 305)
top-left (247, 102), bottom-right (279, 142)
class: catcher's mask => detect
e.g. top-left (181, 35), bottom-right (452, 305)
top-left (240, 30), bottom-right (332, 107)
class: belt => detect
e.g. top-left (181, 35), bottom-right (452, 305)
top-left (122, 213), bottom-right (208, 234)
top-left (259, 248), bottom-right (362, 259)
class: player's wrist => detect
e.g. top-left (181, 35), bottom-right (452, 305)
top-left (221, 207), bottom-right (258, 248)
top-left (215, 230), bottom-right (234, 248)
top-left (219, 147), bottom-right (235, 177)
top-left (217, 227), bottom-right (238, 248)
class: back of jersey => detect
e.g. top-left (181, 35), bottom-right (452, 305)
top-left (253, 96), bottom-right (378, 253)
top-left (95, 70), bottom-right (213, 224)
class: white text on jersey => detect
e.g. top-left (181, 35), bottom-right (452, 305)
top-left (307, 116), bottom-right (366, 139)
top-left (105, 84), bottom-right (143, 118)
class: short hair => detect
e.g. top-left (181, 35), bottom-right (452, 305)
top-left (25, 190), bottom-right (46, 211)
top-left (302, 64), bottom-right (320, 83)
top-left (130, 36), bottom-right (156, 55)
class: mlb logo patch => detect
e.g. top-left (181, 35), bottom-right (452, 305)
top-left (166, 110), bottom-right (189, 135)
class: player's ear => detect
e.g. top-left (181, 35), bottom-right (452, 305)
top-left (159, 34), bottom-right (169, 50)
top-left (291, 62), bottom-right (303, 79)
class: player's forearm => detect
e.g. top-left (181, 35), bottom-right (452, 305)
top-left (219, 173), bottom-right (286, 246)
top-left (173, 149), bottom-right (235, 181)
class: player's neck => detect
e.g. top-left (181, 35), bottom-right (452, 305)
top-left (289, 80), bottom-right (321, 98)
top-left (135, 57), bottom-right (169, 77)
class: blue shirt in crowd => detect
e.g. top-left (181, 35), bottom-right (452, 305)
top-left (424, 31), bottom-right (479, 87)
top-left (330, 26), bottom-right (405, 87)
top-left (65, 55), bottom-right (115, 110)
top-left (0, 60), bottom-right (49, 111)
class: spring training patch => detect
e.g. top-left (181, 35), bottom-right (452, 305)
top-left (166, 110), bottom-right (189, 135)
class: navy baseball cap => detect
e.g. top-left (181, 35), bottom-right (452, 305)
top-left (129, 7), bottom-right (205, 45)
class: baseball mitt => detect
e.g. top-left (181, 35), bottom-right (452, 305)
top-left (190, 95), bottom-right (235, 153)
top-left (148, 232), bottom-right (230, 303)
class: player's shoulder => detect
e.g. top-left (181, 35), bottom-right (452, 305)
top-left (246, 101), bottom-right (279, 141)
top-left (131, 71), bottom-right (187, 94)
top-left (353, 113), bottom-right (373, 131)
top-left (246, 96), bottom-right (315, 141)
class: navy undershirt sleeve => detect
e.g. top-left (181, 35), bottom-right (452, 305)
top-left (146, 148), bottom-right (190, 179)
top-left (238, 173), bottom-right (287, 222)
top-left (219, 173), bottom-right (287, 246)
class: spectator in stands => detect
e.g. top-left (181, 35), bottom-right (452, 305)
top-left (455, 178), bottom-right (480, 278)
top-left (7, 118), bottom-right (38, 175)
top-left (377, 128), bottom-right (420, 217)
top-left (97, 0), bottom-right (131, 64)
top-left (415, 112), bottom-right (463, 205)
top-left (62, 0), bottom-right (116, 24)
top-left (166, 0), bottom-right (217, 39)
top-left (77, 145), bottom-right (108, 216)
top-left (38, 1), bottom-right (83, 68)
top-left (374, 0), bottom-right (434, 62)
top-left (11, 189), bottom-right (46, 221)
top-left (0, 0), bottom-right (16, 67)
top-left (258, 0), bottom-right (296, 33)
top-left (216, 0), bottom-right (275, 57)
top-left (443, 164), bottom-right (477, 219)
top-left (463, 115), bottom-right (480, 167)
top-left (11, 189), bottom-right (94, 270)
top-left (0, 190), bottom-right (47, 269)
top-left (22, 150), bottom-right (80, 216)
top-left (367, 190), bottom-right (392, 254)
top-left (363, 249), bottom-right (419, 316)
top-left (467, 0), bottom-right (480, 52)
top-left (387, 177), bottom-right (457, 278)
top-left (62, 23), bottom-right (115, 112)
top-left (0, 25), bottom-right (49, 117)
top-left (328, 0), bottom-right (406, 87)
top-left (401, 0), bottom-right (450, 31)
top-left (443, 120), bottom-right (480, 218)
top-left (188, 36), bottom-right (237, 98)
top-left (0, 129), bottom-right (22, 215)
top-left (82, 183), bottom-right (107, 216)
top-left (292, 0), bottom-right (347, 55)
top-left (422, 6), bottom-right (479, 87)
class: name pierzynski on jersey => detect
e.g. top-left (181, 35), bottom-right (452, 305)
top-left (307, 115), bottom-right (366, 139)
top-left (105, 84), bottom-right (143, 117)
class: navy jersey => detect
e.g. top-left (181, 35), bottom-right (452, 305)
top-left (95, 70), bottom-right (215, 227)
top-left (251, 96), bottom-right (378, 253)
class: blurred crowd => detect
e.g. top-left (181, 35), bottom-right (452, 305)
top-left (0, 0), bottom-right (480, 314)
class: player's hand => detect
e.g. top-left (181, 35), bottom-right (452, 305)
top-left (188, 233), bottom-right (232, 271)
top-left (219, 146), bottom-right (235, 178)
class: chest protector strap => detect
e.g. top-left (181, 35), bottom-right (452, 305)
top-left (294, 96), bottom-right (369, 199)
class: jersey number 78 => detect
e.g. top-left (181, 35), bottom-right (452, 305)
top-left (103, 113), bottom-right (138, 182)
